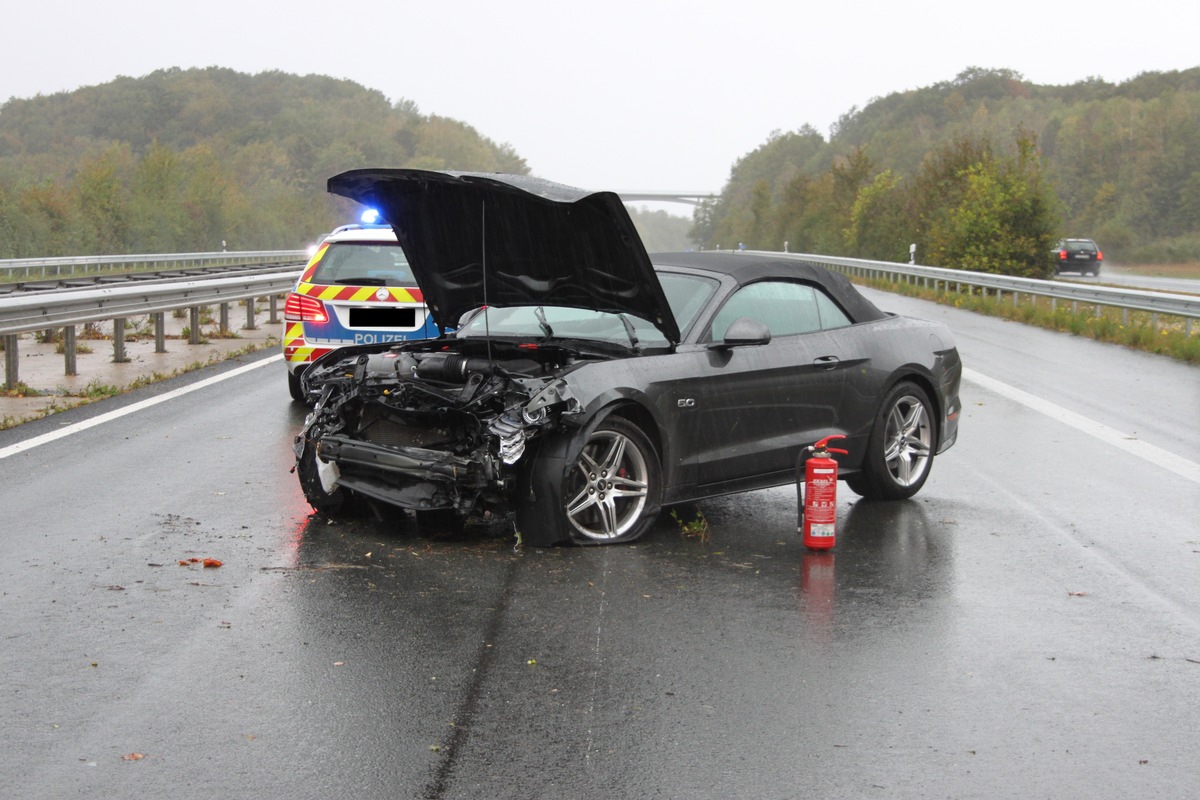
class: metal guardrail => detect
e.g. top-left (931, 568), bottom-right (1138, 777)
top-left (3, 248), bottom-right (1197, 390)
top-left (1, 268), bottom-right (303, 388)
top-left (752, 251), bottom-right (1200, 332)
top-left (0, 250), bottom-right (307, 280)
top-left (0, 271), bottom-right (301, 336)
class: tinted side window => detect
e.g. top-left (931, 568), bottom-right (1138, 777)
top-left (709, 281), bottom-right (841, 339)
top-left (814, 289), bottom-right (852, 329)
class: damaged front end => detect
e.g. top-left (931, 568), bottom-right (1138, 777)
top-left (293, 341), bottom-right (580, 520)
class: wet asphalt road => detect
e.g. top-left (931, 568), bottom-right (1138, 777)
top-left (1, 291), bottom-right (1198, 799)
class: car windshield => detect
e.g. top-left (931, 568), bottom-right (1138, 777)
top-left (453, 273), bottom-right (716, 347)
top-left (658, 272), bottom-right (717, 337)
top-left (456, 305), bottom-right (671, 348)
top-left (311, 242), bottom-right (415, 286)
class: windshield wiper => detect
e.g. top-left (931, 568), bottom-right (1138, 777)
top-left (618, 314), bottom-right (640, 353)
top-left (334, 277), bottom-right (387, 286)
top-left (534, 306), bottom-right (554, 340)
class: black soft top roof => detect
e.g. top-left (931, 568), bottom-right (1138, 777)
top-left (651, 251), bottom-right (888, 324)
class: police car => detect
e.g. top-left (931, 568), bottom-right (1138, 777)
top-left (284, 216), bottom-right (438, 401)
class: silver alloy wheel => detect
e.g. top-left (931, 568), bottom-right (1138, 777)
top-left (883, 393), bottom-right (933, 487)
top-left (565, 428), bottom-right (650, 541)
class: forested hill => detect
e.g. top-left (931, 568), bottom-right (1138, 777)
top-left (697, 67), bottom-right (1200, 267)
top-left (0, 68), bottom-right (529, 256)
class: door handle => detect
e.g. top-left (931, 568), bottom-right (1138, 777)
top-left (813, 356), bottom-right (840, 370)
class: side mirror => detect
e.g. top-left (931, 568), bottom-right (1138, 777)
top-left (720, 316), bottom-right (771, 347)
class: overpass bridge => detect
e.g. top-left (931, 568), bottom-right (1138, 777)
top-left (617, 191), bottom-right (717, 207)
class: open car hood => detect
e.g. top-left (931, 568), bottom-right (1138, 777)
top-left (327, 169), bottom-right (681, 343)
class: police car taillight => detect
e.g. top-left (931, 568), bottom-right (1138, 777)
top-left (285, 292), bottom-right (329, 323)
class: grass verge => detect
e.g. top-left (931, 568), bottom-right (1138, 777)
top-left (859, 277), bottom-right (1200, 364)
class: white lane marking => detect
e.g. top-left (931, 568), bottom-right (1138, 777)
top-left (963, 367), bottom-right (1200, 486)
top-left (0, 355), bottom-right (282, 461)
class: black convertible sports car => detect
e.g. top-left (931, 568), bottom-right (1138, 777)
top-left (294, 169), bottom-right (962, 546)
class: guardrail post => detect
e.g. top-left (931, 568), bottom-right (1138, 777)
top-left (4, 335), bottom-right (18, 390)
top-left (268, 294), bottom-right (279, 324)
top-left (245, 297), bottom-right (258, 331)
top-left (113, 318), bottom-right (129, 363)
top-left (63, 326), bottom-right (77, 375)
top-left (189, 307), bottom-right (201, 345)
top-left (219, 302), bottom-right (230, 334)
top-left (154, 312), bottom-right (166, 353)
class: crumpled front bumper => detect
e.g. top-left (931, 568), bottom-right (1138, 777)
top-left (317, 435), bottom-right (490, 484)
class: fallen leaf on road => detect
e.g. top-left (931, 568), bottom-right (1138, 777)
top-left (121, 753), bottom-right (144, 761)
top-left (178, 557), bottom-right (223, 568)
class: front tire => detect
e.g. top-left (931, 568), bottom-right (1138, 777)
top-left (296, 439), bottom-right (356, 516)
top-left (562, 417), bottom-right (661, 544)
top-left (850, 381), bottom-right (935, 501)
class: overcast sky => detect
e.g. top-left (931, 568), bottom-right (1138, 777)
top-left (3, 0), bottom-right (1198, 201)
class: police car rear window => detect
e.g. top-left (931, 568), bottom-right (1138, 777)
top-left (312, 242), bottom-right (415, 286)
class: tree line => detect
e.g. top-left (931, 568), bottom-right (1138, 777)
top-left (0, 68), bottom-right (528, 258)
top-left (3, 66), bottom-right (1197, 272)
top-left (693, 67), bottom-right (1200, 273)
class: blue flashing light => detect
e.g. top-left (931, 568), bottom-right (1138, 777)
top-left (360, 208), bottom-right (382, 224)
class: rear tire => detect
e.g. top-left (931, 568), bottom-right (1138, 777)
top-left (287, 369), bottom-right (307, 403)
top-left (852, 381), bottom-right (935, 501)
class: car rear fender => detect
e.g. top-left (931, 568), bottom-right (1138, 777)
top-left (880, 367), bottom-right (945, 448)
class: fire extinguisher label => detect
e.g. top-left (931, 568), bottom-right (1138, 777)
top-left (808, 523), bottom-right (835, 538)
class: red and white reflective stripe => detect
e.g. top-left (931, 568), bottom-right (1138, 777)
top-left (294, 282), bottom-right (423, 303)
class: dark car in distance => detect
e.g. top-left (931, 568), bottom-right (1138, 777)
top-left (294, 169), bottom-right (962, 546)
top-left (1053, 238), bottom-right (1104, 276)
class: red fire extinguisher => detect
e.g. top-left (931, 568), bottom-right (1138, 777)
top-left (797, 435), bottom-right (848, 550)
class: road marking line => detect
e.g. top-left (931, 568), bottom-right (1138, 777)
top-left (963, 367), bottom-right (1200, 485)
top-left (0, 355), bottom-right (282, 461)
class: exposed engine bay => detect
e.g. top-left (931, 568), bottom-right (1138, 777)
top-left (293, 340), bottom-right (588, 519)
